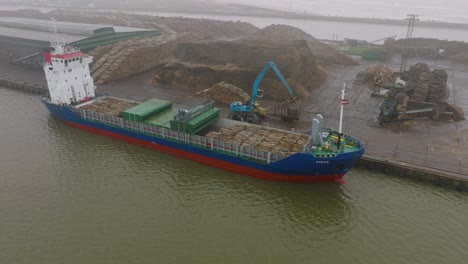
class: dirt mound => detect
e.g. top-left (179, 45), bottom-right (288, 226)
top-left (244, 25), bottom-right (357, 65)
top-left (196, 82), bottom-right (250, 104)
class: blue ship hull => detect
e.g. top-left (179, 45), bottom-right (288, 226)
top-left (43, 99), bottom-right (364, 182)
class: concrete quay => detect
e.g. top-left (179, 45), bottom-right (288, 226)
top-left (306, 55), bottom-right (468, 190)
top-left (1, 56), bottom-right (467, 191)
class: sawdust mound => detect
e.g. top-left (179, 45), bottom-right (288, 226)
top-left (245, 25), bottom-right (357, 65)
top-left (152, 40), bottom-right (327, 100)
top-left (196, 81), bottom-right (250, 104)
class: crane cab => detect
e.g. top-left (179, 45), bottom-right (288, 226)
top-left (257, 89), bottom-right (264, 98)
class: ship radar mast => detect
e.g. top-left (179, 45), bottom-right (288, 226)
top-left (49, 18), bottom-right (65, 54)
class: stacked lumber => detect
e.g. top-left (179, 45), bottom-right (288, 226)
top-left (205, 125), bottom-right (310, 156)
top-left (196, 81), bottom-right (250, 104)
top-left (413, 72), bottom-right (431, 100)
top-left (408, 63), bottom-right (431, 81)
top-left (408, 63), bottom-right (448, 102)
top-left (428, 69), bottom-right (448, 103)
top-left (90, 33), bottom-right (179, 84)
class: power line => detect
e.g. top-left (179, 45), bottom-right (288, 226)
top-left (400, 14), bottom-right (419, 73)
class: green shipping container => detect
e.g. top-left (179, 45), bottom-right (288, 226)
top-left (362, 49), bottom-right (387, 60)
top-left (122, 99), bottom-right (172, 122)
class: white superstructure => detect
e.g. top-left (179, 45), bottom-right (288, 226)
top-left (43, 41), bottom-right (96, 105)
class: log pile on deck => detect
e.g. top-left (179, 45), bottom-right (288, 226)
top-left (79, 97), bottom-right (138, 116)
top-left (205, 125), bottom-right (310, 156)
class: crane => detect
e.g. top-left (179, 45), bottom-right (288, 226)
top-left (369, 35), bottom-right (397, 44)
top-left (229, 61), bottom-right (296, 124)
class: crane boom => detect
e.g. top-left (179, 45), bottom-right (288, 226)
top-left (229, 61), bottom-right (296, 124)
top-left (369, 35), bottom-right (397, 44)
top-left (249, 61), bottom-right (294, 106)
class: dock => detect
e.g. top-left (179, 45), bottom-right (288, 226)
top-left (305, 55), bottom-right (468, 190)
top-left (1, 54), bottom-right (467, 191)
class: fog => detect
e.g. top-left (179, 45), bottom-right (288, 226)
top-left (2, 0), bottom-right (468, 23)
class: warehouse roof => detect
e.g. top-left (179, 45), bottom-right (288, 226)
top-left (0, 17), bottom-right (156, 42)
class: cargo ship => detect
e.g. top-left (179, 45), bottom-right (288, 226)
top-left (41, 39), bottom-right (364, 183)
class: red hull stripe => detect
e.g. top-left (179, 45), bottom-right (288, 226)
top-left (64, 121), bottom-right (344, 183)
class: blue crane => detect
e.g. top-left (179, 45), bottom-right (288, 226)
top-left (229, 61), bottom-right (296, 124)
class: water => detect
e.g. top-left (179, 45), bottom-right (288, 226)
top-left (1, 87), bottom-right (467, 263)
top-left (229, 0), bottom-right (468, 23)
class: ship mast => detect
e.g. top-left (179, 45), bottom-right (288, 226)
top-left (50, 18), bottom-right (64, 54)
top-left (339, 83), bottom-right (348, 133)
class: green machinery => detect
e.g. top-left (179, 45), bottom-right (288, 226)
top-left (171, 100), bottom-right (221, 134)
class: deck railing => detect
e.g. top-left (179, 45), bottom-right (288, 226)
top-left (75, 108), bottom-right (287, 164)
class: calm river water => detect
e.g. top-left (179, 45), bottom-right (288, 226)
top-left (1, 87), bottom-right (467, 263)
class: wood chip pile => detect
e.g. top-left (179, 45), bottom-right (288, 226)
top-left (205, 125), bottom-right (310, 156)
top-left (196, 81), bottom-right (250, 104)
top-left (79, 97), bottom-right (138, 116)
top-left (367, 64), bottom-right (394, 85)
